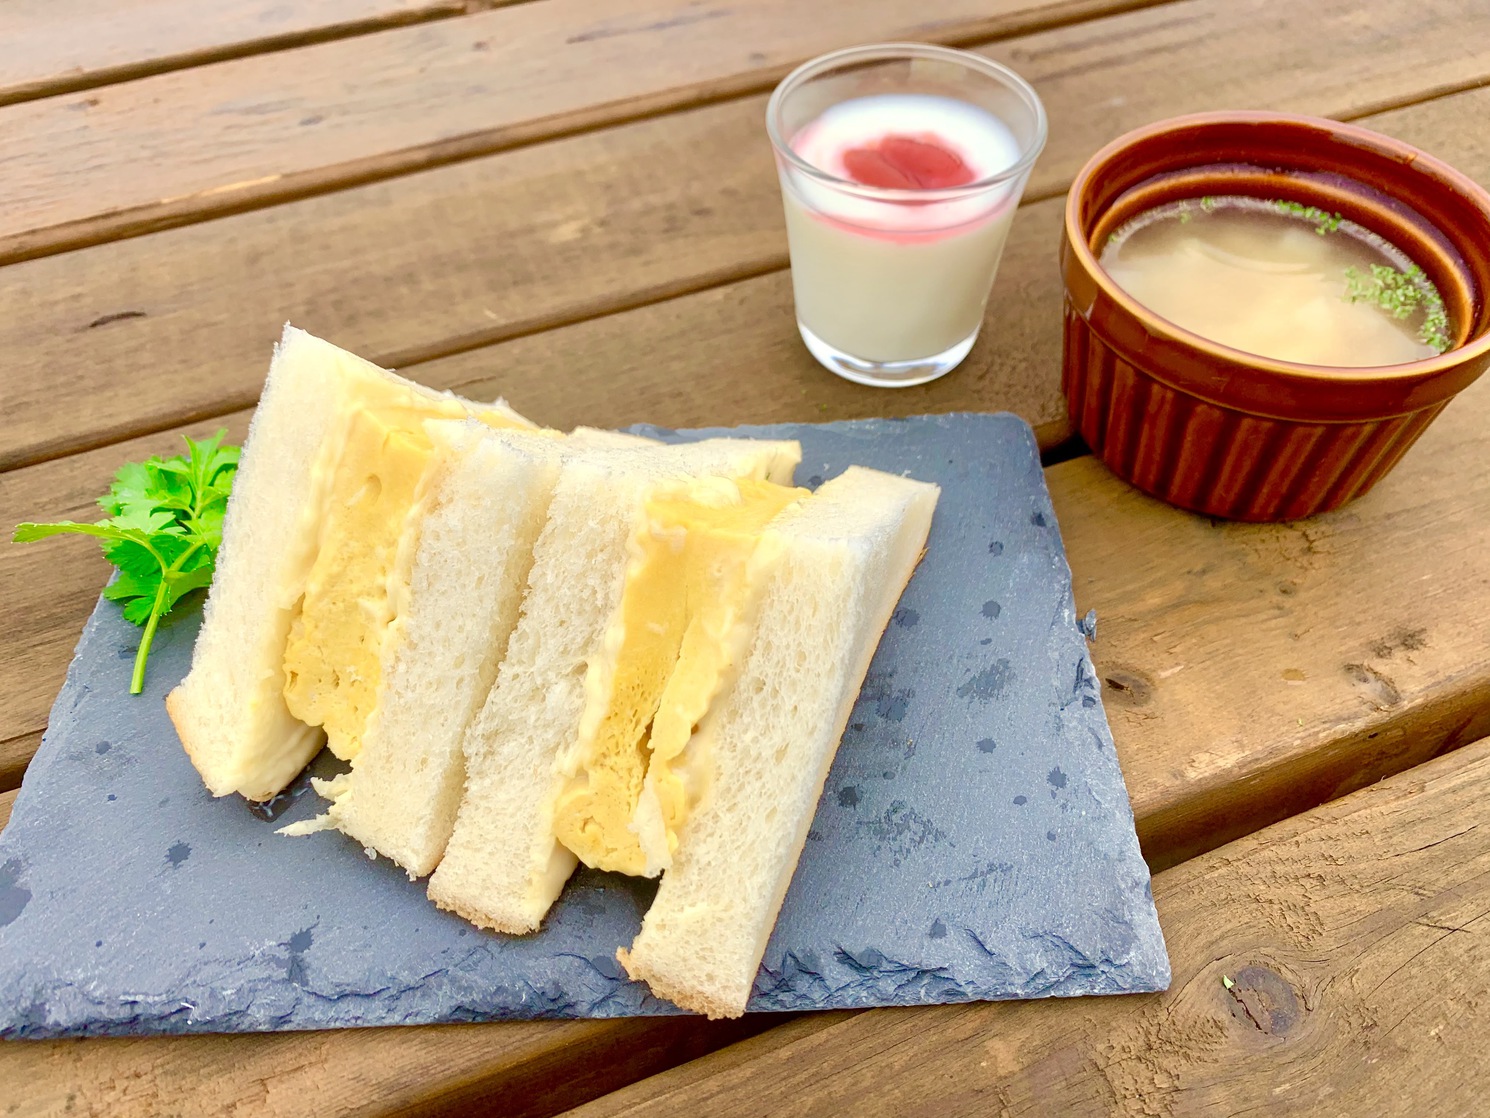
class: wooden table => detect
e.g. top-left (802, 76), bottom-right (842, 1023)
top-left (3, 1), bottom-right (1488, 1114)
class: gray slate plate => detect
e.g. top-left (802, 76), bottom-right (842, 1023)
top-left (0, 413), bottom-right (1168, 1037)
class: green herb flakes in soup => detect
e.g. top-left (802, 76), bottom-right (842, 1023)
top-left (1099, 195), bottom-right (1449, 367)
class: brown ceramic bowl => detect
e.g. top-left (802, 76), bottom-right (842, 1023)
top-left (1061, 111), bottom-right (1490, 521)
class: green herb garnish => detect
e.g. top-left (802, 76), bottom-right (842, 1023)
top-left (13, 431), bottom-right (239, 694)
top-left (1343, 263), bottom-right (1451, 352)
top-left (1200, 196), bottom-right (1217, 213)
top-left (1274, 199), bottom-right (1342, 235)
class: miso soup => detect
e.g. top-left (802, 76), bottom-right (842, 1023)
top-left (1099, 196), bottom-right (1450, 367)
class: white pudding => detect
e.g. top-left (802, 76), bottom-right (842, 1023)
top-left (780, 94), bottom-right (1023, 365)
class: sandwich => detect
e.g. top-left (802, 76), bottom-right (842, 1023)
top-left (281, 424), bottom-right (735, 878)
top-left (167, 326), bottom-right (537, 801)
top-left (427, 437), bottom-right (804, 927)
top-left (277, 422), bottom-right (567, 875)
top-left (428, 453), bottom-right (938, 1018)
top-left (616, 466), bottom-right (938, 1017)
top-left (171, 325), bottom-right (939, 1022)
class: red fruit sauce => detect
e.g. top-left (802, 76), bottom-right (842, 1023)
top-left (840, 134), bottom-right (976, 189)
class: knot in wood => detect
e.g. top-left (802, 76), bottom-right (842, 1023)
top-left (1103, 668), bottom-right (1154, 707)
top-left (1225, 964), bottom-right (1304, 1036)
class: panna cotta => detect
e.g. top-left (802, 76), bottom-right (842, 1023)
top-left (779, 93), bottom-right (1023, 368)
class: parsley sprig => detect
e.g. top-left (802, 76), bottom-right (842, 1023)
top-left (13, 431), bottom-right (239, 695)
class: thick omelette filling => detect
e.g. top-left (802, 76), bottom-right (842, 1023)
top-left (551, 476), bottom-right (806, 876)
top-left (282, 401), bottom-right (524, 761)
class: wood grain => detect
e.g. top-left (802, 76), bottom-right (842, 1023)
top-left (0, 0), bottom-right (482, 107)
top-left (392, 200), bottom-right (1074, 440)
top-left (0, 0), bottom-right (1138, 264)
top-left (1068, 375), bottom-right (1490, 871)
top-left (0, 93), bottom-right (787, 472)
top-left (0, 733), bottom-right (43, 797)
top-left (8, 0), bottom-right (1490, 473)
top-left (563, 734), bottom-right (1490, 1118)
top-left (5, 76), bottom-right (1489, 809)
top-left (1, 1014), bottom-right (776, 1118)
top-left (0, 787), bottom-right (14, 832)
top-left (4, 4), bottom-right (1488, 1113)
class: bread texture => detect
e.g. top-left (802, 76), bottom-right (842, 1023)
top-left (291, 424), bottom-right (566, 876)
top-left (427, 438), bottom-right (802, 933)
top-left (167, 325), bottom-right (531, 801)
top-left (616, 466), bottom-right (939, 1018)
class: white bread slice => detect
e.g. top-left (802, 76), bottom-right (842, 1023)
top-left (167, 325), bottom-right (532, 801)
top-left (283, 424), bottom-right (566, 876)
top-left (427, 437), bottom-right (802, 933)
top-left (617, 466), bottom-right (939, 1019)
top-left (288, 423), bottom-right (664, 872)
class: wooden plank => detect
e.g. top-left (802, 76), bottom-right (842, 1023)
top-left (0, 93), bottom-right (786, 473)
top-left (6, 76), bottom-right (1490, 789)
top-left (1070, 379), bottom-right (1490, 872)
top-left (0, 787), bottom-right (14, 832)
top-left (8, 0), bottom-right (1490, 473)
top-left (372, 202), bottom-right (1074, 442)
top-left (0, 0), bottom-right (1136, 265)
top-left (562, 734), bottom-right (1490, 1118)
top-left (0, 733), bottom-right (42, 797)
top-left (0, 1014), bottom-right (775, 1118)
top-left (0, 0), bottom-right (482, 107)
top-left (8, 19), bottom-right (1490, 1118)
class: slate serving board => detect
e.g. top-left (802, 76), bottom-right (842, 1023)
top-left (0, 413), bottom-right (1168, 1038)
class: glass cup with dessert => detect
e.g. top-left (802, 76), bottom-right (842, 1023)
top-left (767, 43), bottom-right (1047, 387)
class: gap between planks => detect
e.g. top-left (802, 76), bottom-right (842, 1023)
top-left (0, 1), bottom-right (512, 109)
top-left (0, 0), bottom-right (1187, 269)
top-left (7, 0), bottom-right (1489, 273)
top-left (0, 732), bottom-right (41, 795)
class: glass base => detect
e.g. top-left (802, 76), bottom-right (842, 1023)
top-left (797, 322), bottom-right (976, 387)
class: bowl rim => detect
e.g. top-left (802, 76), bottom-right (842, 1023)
top-left (1064, 109), bottom-right (1490, 386)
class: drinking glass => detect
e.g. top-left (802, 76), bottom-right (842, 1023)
top-left (767, 44), bottom-right (1047, 387)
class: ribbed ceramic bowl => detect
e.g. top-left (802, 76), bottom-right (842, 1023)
top-left (1061, 112), bottom-right (1490, 522)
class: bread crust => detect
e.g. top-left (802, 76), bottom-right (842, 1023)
top-left (164, 688), bottom-right (218, 796)
top-left (426, 880), bottom-right (543, 936)
top-left (615, 947), bottom-right (740, 1020)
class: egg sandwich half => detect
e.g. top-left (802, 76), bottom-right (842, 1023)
top-left (168, 326), bottom-right (539, 801)
top-left (428, 449), bottom-right (938, 1018)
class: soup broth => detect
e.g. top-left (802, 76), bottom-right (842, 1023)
top-left (1099, 196), bottom-right (1449, 367)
